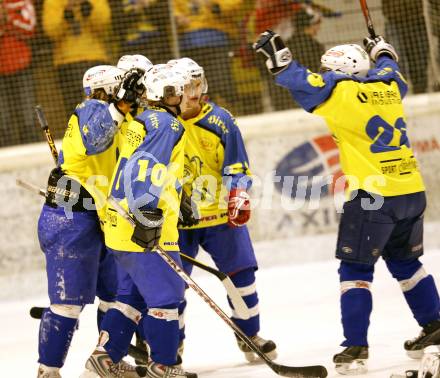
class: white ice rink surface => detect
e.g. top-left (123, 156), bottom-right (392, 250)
top-left (1, 250), bottom-right (439, 378)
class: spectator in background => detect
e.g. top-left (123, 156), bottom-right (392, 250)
top-left (262, 4), bottom-right (325, 111)
top-left (0, 0), bottom-right (38, 146)
top-left (174, 0), bottom-right (243, 110)
top-left (253, 0), bottom-right (300, 35)
top-left (427, 0), bottom-right (440, 89)
top-left (287, 5), bottom-right (324, 72)
top-left (116, 0), bottom-right (172, 63)
top-left (382, 0), bottom-right (429, 94)
top-left (42, 0), bottom-right (111, 121)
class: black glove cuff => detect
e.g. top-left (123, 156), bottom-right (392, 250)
top-left (131, 208), bottom-right (164, 250)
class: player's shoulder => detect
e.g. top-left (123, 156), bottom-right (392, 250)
top-left (75, 99), bottom-right (109, 117)
top-left (198, 101), bottom-right (238, 137)
top-left (136, 106), bottom-right (184, 137)
top-left (360, 57), bottom-right (402, 82)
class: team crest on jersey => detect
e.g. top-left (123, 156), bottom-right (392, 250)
top-left (275, 134), bottom-right (344, 200)
top-left (199, 137), bottom-right (215, 151)
top-left (184, 154), bottom-right (203, 182)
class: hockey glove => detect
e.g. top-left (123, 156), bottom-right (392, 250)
top-left (227, 188), bottom-right (251, 227)
top-left (131, 208), bottom-right (164, 251)
top-left (363, 36), bottom-right (399, 62)
top-left (178, 190), bottom-right (200, 228)
top-left (253, 30), bottom-right (292, 74)
top-left (115, 68), bottom-right (145, 105)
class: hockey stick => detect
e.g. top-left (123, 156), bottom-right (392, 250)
top-left (17, 177), bottom-right (250, 319)
top-left (35, 105), bottom-right (59, 166)
top-left (177, 251), bottom-right (250, 319)
top-left (32, 107), bottom-right (251, 318)
top-left (16, 178), bottom-right (47, 197)
top-left (359, 0), bottom-right (377, 38)
top-left (109, 197), bottom-right (328, 378)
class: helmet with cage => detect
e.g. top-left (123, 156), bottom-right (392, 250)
top-left (168, 57), bottom-right (208, 94)
top-left (321, 44), bottom-right (370, 77)
top-left (143, 64), bottom-right (190, 103)
top-left (82, 65), bottom-right (125, 97)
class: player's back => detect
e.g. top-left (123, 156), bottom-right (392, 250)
top-left (276, 57), bottom-right (425, 197)
top-left (58, 99), bottom-right (122, 216)
top-left (105, 106), bottom-right (186, 253)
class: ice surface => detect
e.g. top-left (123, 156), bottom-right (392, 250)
top-left (0, 245), bottom-right (439, 377)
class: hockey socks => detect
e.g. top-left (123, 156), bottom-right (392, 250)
top-left (178, 300), bottom-right (187, 343)
top-left (97, 308), bottom-right (105, 332)
top-left (142, 304), bottom-right (180, 366)
top-left (38, 308), bottom-right (78, 368)
top-left (386, 259), bottom-right (440, 326)
top-left (229, 268), bottom-right (260, 337)
top-left (100, 303), bottom-right (140, 363)
top-left (338, 262), bottom-right (373, 346)
top-left (97, 300), bottom-right (115, 332)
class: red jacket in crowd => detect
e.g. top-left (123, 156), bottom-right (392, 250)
top-left (0, 0), bottom-right (36, 75)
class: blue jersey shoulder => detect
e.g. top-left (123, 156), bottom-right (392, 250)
top-left (135, 107), bottom-right (184, 150)
top-left (136, 108), bottom-right (183, 135)
top-left (196, 102), bottom-right (238, 144)
top-left (74, 99), bottom-right (117, 155)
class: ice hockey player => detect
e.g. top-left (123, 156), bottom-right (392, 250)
top-left (84, 65), bottom-right (198, 378)
top-left (117, 54), bottom-right (154, 123)
top-left (36, 64), bottom-right (146, 378)
top-left (166, 57), bottom-right (277, 363)
top-left (254, 31), bottom-right (440, 375)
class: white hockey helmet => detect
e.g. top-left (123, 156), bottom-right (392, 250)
top-left (117, 54), bottom-right (153, 73)
top-left (168, 57), bottom-right (208, 93)
top-left (82, 65), bottom-right (125, 96)
top-left (143, 64), bottom-right (190, 102)
top-left (321, 44), bottom-right (370, 77)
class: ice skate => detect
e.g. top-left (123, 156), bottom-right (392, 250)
top-left (419, 345), bottom-right (440, 377)
top-left (145, 361), bottom-right (197, 378)
top-left (134, 333), bottom-right (150, 366)
top-left (84, 348), bottom-right (142, 377)
top-left (405, 319), bottom-right (440, 359)
top-left (37, 364), bottom-right (62, 378)
top-left (333, 346), bottom-right (368, 375)
top-left (389, 370), bottom-right (417, 378)
top-left (235, 334), bottom-right (277, 363)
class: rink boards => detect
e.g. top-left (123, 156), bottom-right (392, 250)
top-left (1, 93), bottom-right (440, 292)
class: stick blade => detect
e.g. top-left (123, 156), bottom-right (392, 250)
top-left (272, 363), bottom-right (328, 378)
top-left (34, 105), bottom-right (49, 130)
top-left (30, 306), bottom-right (45, 319)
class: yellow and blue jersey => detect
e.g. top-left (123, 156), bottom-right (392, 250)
top-left (118, 106), bottom-right (146, 150)
top-left (59, 99), bottom-right (125, 220)
top-left (105, 107), bottom-right (186, 253)
top-left (276, 56), bottom-right (425, 196)
top-left (178, 102), bottom-right (251, 229)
